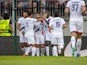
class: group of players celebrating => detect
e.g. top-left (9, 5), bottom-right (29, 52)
top-left (17, 0), bottom-right (86, 57)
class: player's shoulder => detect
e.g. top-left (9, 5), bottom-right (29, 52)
top-left (31, 18), bottom-right (37, 22)
top-left (17, 17), bottom-right (25, 23)
top-left (50, 17), bottom-right (54, 21)
top-left (18, 17), bottom-right (24, 20)
top-left (80, 0), bottom-right (85, 3)
top-left (25, 17), bottom-right (35, 20)
top-left (54, 17), bottom-right (64, 20)
top-left (49, 16), bottom-right (53, 18)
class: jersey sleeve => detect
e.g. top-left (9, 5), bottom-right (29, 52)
top-left (49, 19), bottom-right (53, 27)
top-left (61, 18), bottom-right (66, 25)
top-left (66, 1), bottom-right (70, 8)
top-left (81, 1), bottom-right (85, 6)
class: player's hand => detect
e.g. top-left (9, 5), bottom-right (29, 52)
top-left (22, 31), bottom-right (25, 35)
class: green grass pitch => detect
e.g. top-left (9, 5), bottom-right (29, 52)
top-left (0, 56), bottom-right (87, 65)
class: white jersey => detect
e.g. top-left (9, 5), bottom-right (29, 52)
top-left (34, 21), bottom-right (45, 36)
top-left (49, 17), bottom-right (65, 47)
top-left (17, 17), bottom-right (27, 43)
top-left (66, 0), bottom-right (85, 21)
top-left (17, 17), bottom-right (26, 31)
top-left (34, 21), bottom-right (45, 44)
top-left (24, 18), bottom-right (36, 35)
top-left (49, 17), bottom-right (65, 34)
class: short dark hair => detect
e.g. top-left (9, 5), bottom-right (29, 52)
top-left (53, 10), bottom-right (59, 17)
top-left (22, 10), bottom-right (28, 16)
top-left (28, 10), bottom-right (32, 16)
top-left (3, 13), bottom-right (10, 19)
top-left (45, 11), bottom-right (49, 18)
top-left (22, 10), bottom-right (28, 13)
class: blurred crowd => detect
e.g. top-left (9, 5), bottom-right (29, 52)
top-left (0, 0), bottom-right (86, 17)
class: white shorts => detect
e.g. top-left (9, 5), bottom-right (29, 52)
top-left (19, 32), bottom-right (26, 43)
top-left (51, 32), bottom-right (64, 46)
top-left (69, 21), bottom-right (83, 33)
top-left (24, 33), bottom-right (35, 45)
top-left (44, 31), bottom-right (51, 41)
top-left (35, 35), bottom-right (44, 44)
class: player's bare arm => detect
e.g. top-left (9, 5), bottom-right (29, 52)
top-left (63, 23), bottom-right (67, 29)
top-left (65, 7), bottom-right (69, 19)
top-left (82, 5), bottom-right (86, 16)
top-left (17, 22), bottom-right (21, 31)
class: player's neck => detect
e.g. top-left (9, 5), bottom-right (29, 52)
top-left (28, 16), bottom-right (32, 18)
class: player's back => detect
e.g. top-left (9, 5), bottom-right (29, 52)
top-left (67, 0), bottom-right (85, 20)
top-left (24, 17), bottom-right (36, 34)
top-left (50, 17), bottom-right (65, 33)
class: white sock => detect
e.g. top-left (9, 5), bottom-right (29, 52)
top-left (71, 36), bottom-right (76, 48)
top-left (36, 48), bottom-right (40, 56)
top-left (76, 39), bottom-right (82, 54)
top-left (58, 46), bottom-right (62, 54)
top-left (52, 46), bottom-right (58, 56)
top-left (46, 46), bottom-right (49, 56)
top-left (41, 47), bottom-right (45, 56)
top-left (25, 47), bottom-right (30, 55)
top-left (32, 47), bottom-right (36, 56)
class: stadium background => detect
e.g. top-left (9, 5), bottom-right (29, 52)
top-left (0, 0), bottom-right (87, 56)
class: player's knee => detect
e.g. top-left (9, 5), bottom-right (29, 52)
top-left (36, 44), bottom-right (40, 48)
top-left (41, 44), bottom-right (45, 48)
top-left (77, 33), bottom-right (82, 39)
top-left (71, 32), bottom-right (77, 37)
top-left (32, 44), bottom-right (37, 47)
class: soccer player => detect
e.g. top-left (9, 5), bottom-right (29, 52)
top-left (65, 0), bottom-right (86, 56)
top-left (34, 13), bottom-right (45, 56)
top-left (17, 10), bottom-right (28, 56)
top-left (49, 10), bottom-right (66, 56)
top-left (43, 11), bottom-right (53, 56)
top-left (23, 11), bottom-right (37, 56)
